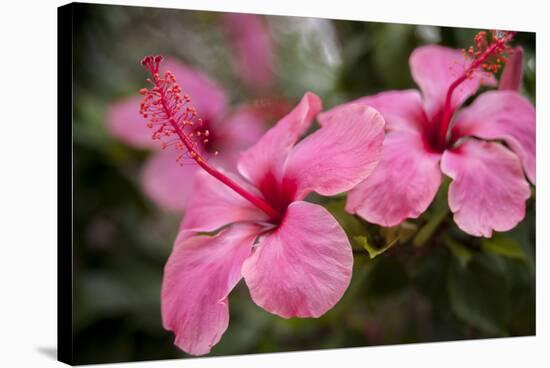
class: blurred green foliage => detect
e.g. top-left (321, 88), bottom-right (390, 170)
top-left (72, 3), bottom-right (536, 364)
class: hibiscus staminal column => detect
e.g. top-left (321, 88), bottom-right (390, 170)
top-left (437, 30), bottom-right (516, 148)
top-left (139, 55), bottom-right (280, 220)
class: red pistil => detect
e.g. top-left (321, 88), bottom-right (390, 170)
top-left (139, 55), bottom-right (279, 220)
top-left (437, 30), bottom-right (516, 148)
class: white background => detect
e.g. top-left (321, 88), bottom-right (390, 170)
top-left (0, 0), bottom-right (547, 367)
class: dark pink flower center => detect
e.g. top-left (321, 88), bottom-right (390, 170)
top-left (426, 31), bottom-right (516, 152)
top-left (257, 172), bottom-right (297, 217)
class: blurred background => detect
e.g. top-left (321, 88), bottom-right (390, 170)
top-left (72, 3), bottom-right (536, 364)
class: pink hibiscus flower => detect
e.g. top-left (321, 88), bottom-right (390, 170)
top-left (137, 56), bottom-right (385, 355)
top-left (321, 31), bottom-right (535, 237)
top-left (107, 57), bottom-right (265, 212)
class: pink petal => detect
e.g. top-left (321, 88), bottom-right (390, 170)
top-left (320, 90), bottom-right (428, 134)
top-left (499, 46), bottom-right (524, 91)
top-left (346, 131), bottom-right (442, 226)
top-left (162, 224), bottom-right (260, 355)
top-left (224, 14), bottom-right (274, 90)
top-left (181, 170), bottom-right (268, 231)
top-left (242, 201), bottom-right (353, 318)
top-left (106, 96), bottom-right (159, 150)
top-left (215, 106), bottom-right (266, 168)
top-left (451, 90), bottom-right (536, 183)
top-left (441, 140), bottom-right (531, 237)
top-left (162, 57), bottom-right (228, 121)
top-left (284, 104), bottom-right (385, 199)
top-left (141, 151), bottom-right (198, 212)
top-left (237, 92), bottom-right (322, 188)
top-left (409, 45), bottom-right (495, 119)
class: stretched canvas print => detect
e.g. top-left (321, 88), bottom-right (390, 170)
top-left (58, 2), bottom-right (536, 365)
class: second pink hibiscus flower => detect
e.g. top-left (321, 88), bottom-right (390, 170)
top-left (322, 31), bottom-right (535, 237)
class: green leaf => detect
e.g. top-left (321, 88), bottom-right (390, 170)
top-left (448, 253), bottom-right (509, 336)
top-left (413, 247), bottom-right (451, 306)
top-left (445, 237), bottom-right (473, 268)
top-left (380, 221), bottom-right (417, 245)
top-left (355, 235), bottom-right (398, 259)
top-left (365, 257), bottom-right (410, 298)
top-left (482, 235), bottom-right (526, 262)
